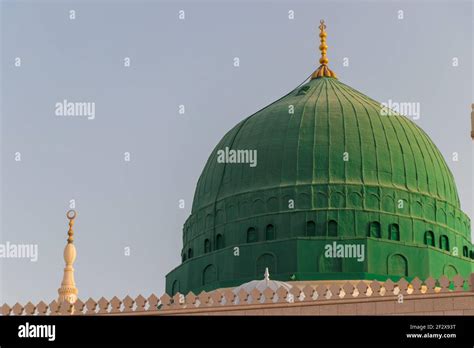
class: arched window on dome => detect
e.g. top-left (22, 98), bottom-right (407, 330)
top-left (388, 254), bottom-right (408, 277)
top-left (202, 264), bottom-right (217, 285)
top-left (204, 239), bottom-right (211, 253)
top-left (296, 85), bottom-right (311, 96)
top-left (470, 250), bottom-right (474, 260)
top-left (368, 222), bottom-right (381, 238)
top-left (188, 248), bottom-right (193, 259)
top-left (247, 227), bottom-right (258, 243)
top-left (265, 224), bottom-right (275, 240)
top-left (440, 235), bottom-right (449, 251)
top-left (424, 231), bottom-right (435, 246)
top-left (443, 264), bottom-right (458, 279)
top-left (389, 224), bottom-right (400, 241)
top-left (216, 234), bottom-right (224, 249)
top-left (328, 220), bottom-right (338, 237)
top-left (306, 221), bottom-right (316, 237)
top-left (462, 246), bottom-right (469, 258)
top-left (182, 253), bottom-right (186, 262)
top-left (171, 280), bottom-right (180, 295)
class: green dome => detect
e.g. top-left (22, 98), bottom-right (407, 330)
top-left (192, 77), bottom-right (460, 214)
top-left (167, 74), bottom-right (473, 296)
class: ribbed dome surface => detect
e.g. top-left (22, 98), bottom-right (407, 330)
top-left (192, 77), bottom-right (460, 213)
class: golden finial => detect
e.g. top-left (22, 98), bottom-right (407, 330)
top-left (311, 20), bottom-right (337, 80)
top-left (66, 209), bottom-right (76, 244)
top-left (58, 209), bottom-right (79, 306)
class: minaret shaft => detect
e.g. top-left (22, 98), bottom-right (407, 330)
top-left (58, 210), bottom-right (78, 305)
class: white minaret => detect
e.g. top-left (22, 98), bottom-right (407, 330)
top-left (57, 210), bottom-right (78, 304)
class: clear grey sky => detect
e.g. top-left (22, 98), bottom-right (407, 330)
top-left (0, 0), bottom-right (472, 305)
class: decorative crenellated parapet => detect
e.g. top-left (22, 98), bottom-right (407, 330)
top-left (2, 273), bottom-right (474, 316)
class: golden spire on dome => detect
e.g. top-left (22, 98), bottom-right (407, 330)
top-left (58, 209), bottom-right (79, 306)
top-left (311, 20), bottom-right (337, 80)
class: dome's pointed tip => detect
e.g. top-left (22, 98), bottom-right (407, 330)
top-left (264, 267), bottom-right (270, 281)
